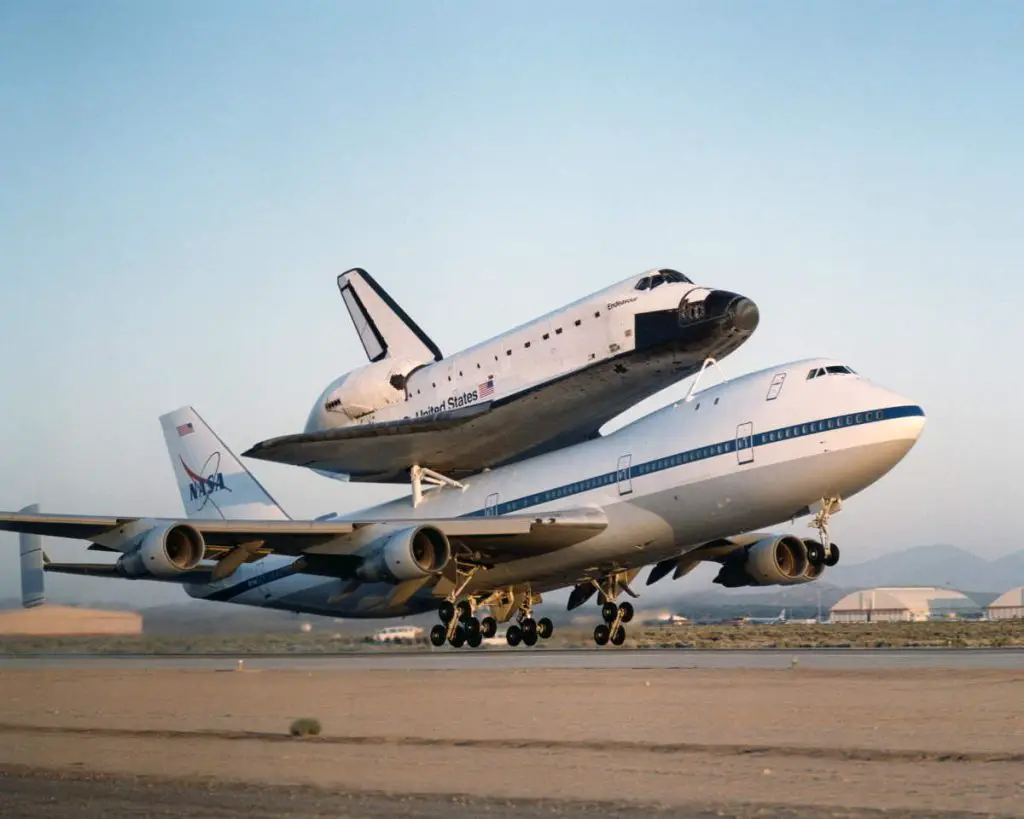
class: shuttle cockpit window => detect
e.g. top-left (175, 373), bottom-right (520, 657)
top-left (635, 269), bottom-right (693, 291)
top-left (657, 268), bottom-right (693, 284)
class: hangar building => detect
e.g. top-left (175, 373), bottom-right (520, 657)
top-left (829, 587), bottom-right (981, 623)
top-left (985, 587), bottom-right (1024, 620)
top-left (0, 605), bottom-right (142, 636)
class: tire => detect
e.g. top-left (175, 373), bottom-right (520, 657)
top-left (449, 628), bottom-right (466, 648)
top-left (466, 631), bottom-right (482, 648)
top-left (465, 617), bottom-right (482, 638)
top-left (521, 618), bottom-right (538, 639)
top-left (522, 629), bottom-right (538, 647)
top-left (611, 626), bottom-right (626, 646)
top-left (537, 617), bottom-right (554, 639)
top-left (601, 602), bottom-right (618, 623)
top-left (456, 600), bottom-right (473, 622)
top-left (824, 543), bottom-right (840, 567)
top-left (594, 624), bottom-right (610, 646)
top-left (619, 601), bottom-right (634, 623)
top-left (506, 624), bottom-right (522, 647)
top-left (438, 601), bottom-right (455, 623)
top-left (805, 540), bottom-right (825, 568)
top-left (480, 616), bottom-right (498, 638)
top-left (429, 625), bottom-right (447, 647)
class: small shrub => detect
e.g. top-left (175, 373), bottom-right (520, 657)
top-left (289, 717), bottom-right (322, 737)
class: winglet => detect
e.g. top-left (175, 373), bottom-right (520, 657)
top-left (159, 407), bottom-right (290, 521)
top-left (337, 268), bottom-right (442, 363)
top-left (19, 503), bottom-right (45, 609)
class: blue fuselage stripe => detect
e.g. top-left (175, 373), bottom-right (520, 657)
top-left (201, 404), bottom-right (923, 602)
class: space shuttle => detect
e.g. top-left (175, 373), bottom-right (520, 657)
top-left (244, 267), bottom-right (759, 486)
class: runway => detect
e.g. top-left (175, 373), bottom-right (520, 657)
top-left (2, 646), bottom-right (1023, 670)
top-left (3, 664), bottom-right (1023, 817)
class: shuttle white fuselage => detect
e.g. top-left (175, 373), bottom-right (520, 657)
top-left (247, 268), bottom-right (760, 482)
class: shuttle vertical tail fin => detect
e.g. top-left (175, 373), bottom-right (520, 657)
top-left (159, 407), bottom-right (290, 521)
top-left (19, 503), bottom-right (45, 609)
top-left (337, 268), bottom-right (443, 364)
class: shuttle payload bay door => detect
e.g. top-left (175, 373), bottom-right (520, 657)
top-left (736, 422), bottom-right (754, 465)
top-left (616, 454), bottom-right (633, 496)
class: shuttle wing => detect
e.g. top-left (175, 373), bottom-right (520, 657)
top-left (245, 353), bottom-right (698, 482)
top-left (0, 507), bottom-right (607, 565)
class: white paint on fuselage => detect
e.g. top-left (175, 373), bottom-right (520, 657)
top-left (188, 358), bottom-right (925, 616)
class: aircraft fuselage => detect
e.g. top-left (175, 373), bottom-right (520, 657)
top-left (189, 358), bottom-right (925, 617)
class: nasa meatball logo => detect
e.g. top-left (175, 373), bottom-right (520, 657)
top-left (180, 453), bottom-right (232, 512)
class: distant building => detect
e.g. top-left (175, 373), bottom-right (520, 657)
top-left (0, 605), bottom-right (142, 636)
top-left (985, 587), bottom-right (1024, 620)
top-left (829, 587), bottom-right (981, 623)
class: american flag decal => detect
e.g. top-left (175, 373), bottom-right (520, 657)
top-left (478, 379), bottom-right (494, 398)
top-left (176, 422), bottom-right (195, 437)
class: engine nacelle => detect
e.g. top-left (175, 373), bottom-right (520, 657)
top-left (714, 535), bottom-right (810, 588)
top-left (792, 539), bottom-right (827, 583)
top-left (355, 525), bottom-right (451, 584)
top-left (310, 357), bottom-right (425, 427)
top-left (117, 523), bottom-right (206, 579)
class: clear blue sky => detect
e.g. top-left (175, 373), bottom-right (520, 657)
top-left (1, 1), bottom-right (1021, 605)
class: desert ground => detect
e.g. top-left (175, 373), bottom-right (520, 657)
top-left (1, 665), bottom-right (1022, 817)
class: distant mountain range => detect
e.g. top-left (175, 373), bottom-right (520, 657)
top-left (824, 544), bottom-right (1024, 593)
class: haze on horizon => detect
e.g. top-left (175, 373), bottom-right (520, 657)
top-left (1, 1), bottom-right (1021, 605)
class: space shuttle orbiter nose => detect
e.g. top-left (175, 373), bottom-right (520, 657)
top-left (635, 287), bottom-right (760, 356)
top-left (698, 290), bottom-right (760, 333)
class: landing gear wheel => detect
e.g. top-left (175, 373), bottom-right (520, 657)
top-left (594, 624), bottom-right (610, 646)
top-left (824, 543), bottom-right (840, 567)
top-left (438, 601), bottom-right (455, 623)
top-left (449, 628), bottom-right (466, 648)
top-left (466, 631), bottom-right (482, 648)
top-left (805, 540), bottom-right (825, 568)
top-left (601, 602), bottom-right (618, 623)
top-left (521, 618), bottom-right (538, 639)
top-left (456, 600), bottom-right (473, 622)
top-left (465, 617), bottom-right (482, 639)
top-left (611, 626), bottom-right (626, 646)
top-left (537, 617), bottom-right (554, 639)
top-left (429, 624), bottom-right (446, 647)
top-left (506, 624), bottom-right (523, 647)
top-left (480, 616), bottom-right (498, 638)
top-left (619, 602), bottom-right (634, 623)
top-left (522, 629), bottom-right (538, 647)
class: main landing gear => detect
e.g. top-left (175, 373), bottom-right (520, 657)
top-left (429, 599), bottom-right (498, 649)
top-left (428, 593), bottom-right (555, 650)
top-left (504, 601), bottom-right (554, 648)
top-left (594, 600), bottom-right (634, 646)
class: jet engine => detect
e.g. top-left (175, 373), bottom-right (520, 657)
top-left (117, 523), bottom-right (205, 579)
top-left (355, 525), bottom-right (451, 584)
top-left (309, 357), bottom-right (426, 428)
top-left (713, 535), bottom-right (812, 588)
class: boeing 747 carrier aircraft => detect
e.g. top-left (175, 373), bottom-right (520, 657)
top-left (244, 267), bottom-right (759, 485)
top-left (2, 358), bottom-right (924, 647)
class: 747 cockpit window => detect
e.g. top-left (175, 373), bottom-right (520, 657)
top-left (807, 365), bottom-right (856, 379)
top-left (635, 269), bottom-right (693, 291)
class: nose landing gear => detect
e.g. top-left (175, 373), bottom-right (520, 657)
top-left (807, 496), bottom-right (842, 568)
